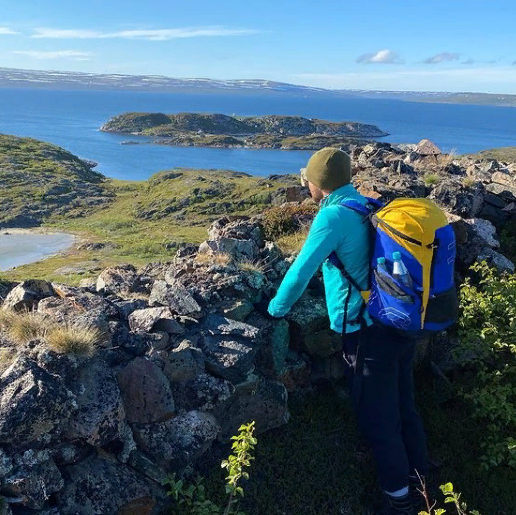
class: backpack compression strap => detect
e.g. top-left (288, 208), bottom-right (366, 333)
top-left (328, 197), bottom-right (382, 332)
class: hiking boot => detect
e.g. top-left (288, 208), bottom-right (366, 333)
top-left (376, 492), bottom-right (415, 515)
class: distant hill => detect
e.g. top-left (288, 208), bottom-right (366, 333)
top-left (2, 67), bottom-right (516, 107)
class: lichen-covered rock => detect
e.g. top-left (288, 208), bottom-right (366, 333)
top-left (303, 329), bottom-right (343, 358)
top-left (207, 217), bottom-right (264, 247)
top-left (112, 298), bottom-right (148, 320)
top-left (198, 238), bottom-right (258, 261)
top-left (213, 376), bottom-right (289, 441)
top-left (197, 316), bottom-right (260, 383)
top-left (0, 448), bottom-right (13, 476)
top-left (428, 181), bottom-right (484, 218)
top-left (3, 453), bottom-right (64, 509)
top-left (0, 356), bottom-right (75, 450)
top-left (172, 372), bottom-right (234, 412)
top-left (149, 279), bottom-right (202, 317)
top-left (1, 280), bottom-right (54, 311)
top-left (128, 307), bottom-right (184, 334)
top-left (219, 299), bottom-right (255, 321)
top-left (64, 358), bottom-right (125, 446)
top-left (117, 357), bottom-right (175, 424)
top-left (464, 218), bottom-right (499, 248)
top-left (38, 296), bottom-right (111, 345)
top-left (128, 450), bottom-right (168, 485)
top-left (277, 351), bottom-right (311, 392)
top-left (286, 293), bottom-right (330, 349)
top-left (96, 264), bottom-right (138, 295)
top-left (132, 410), bottom-right (220, 469)
top-left (416, 139), bottom-right (441, 156)
top-left (163, 340), bottom-right (204, 383)
top-left (477, 248), bottom-right (515, 273)
top-left (57, 454), bottom-right (154, 515)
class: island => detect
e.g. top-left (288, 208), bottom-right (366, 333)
top-left (100, 112), bottom-right (389, 150)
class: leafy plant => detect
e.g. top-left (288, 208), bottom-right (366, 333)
top-left (163, 422), bottom-right (257, 515)
top-left (417, 478), bottom-right (480, 515)
top-left (456, 262), bottom-right (516, 469)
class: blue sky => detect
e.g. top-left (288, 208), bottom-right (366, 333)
top-left (1, 0), bottom-right (516, 93)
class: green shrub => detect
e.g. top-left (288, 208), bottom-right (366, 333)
top-left (419, 481), bottom-right (480, 515)
top-left (261, 203), bottom-right (316, 241)
top-left (456, 262), bottom-right (516, 469)
top-left (164, 422), bottom-right (257, 515)
top-left (424, 174), bottom-right (440, 186)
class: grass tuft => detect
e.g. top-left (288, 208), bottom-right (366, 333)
top-left (46, 324), bottom-right (100, 356)
top-left (424, 173), bottom-right (440, 186)
top-left (195, 252), bottom-right (233, 267)
top-left (236, 258), bottom-right (270, 274)
top-left (0, 348), bottom-right (16, 374)
top-left (275, 228), bottom-right (310, 254)
top-left (0, 309), bottom-right (51, 343)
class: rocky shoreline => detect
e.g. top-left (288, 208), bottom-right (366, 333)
top-left (101, 112), bottom-right (388, 150)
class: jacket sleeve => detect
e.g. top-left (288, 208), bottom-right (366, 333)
top-left (268, 207), bottom-right (341, 318)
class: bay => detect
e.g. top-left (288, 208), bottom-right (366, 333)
top-left (1, 87), bottom-right (516, 180)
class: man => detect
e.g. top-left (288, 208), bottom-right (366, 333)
top-left (262, 147), bottom-right (428, 515)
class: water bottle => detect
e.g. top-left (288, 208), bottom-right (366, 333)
top-left (377, 256), bottom-right (389, 275)
top-left (392, 251), bottom-right (413, 288)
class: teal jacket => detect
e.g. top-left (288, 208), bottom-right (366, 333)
top-left (268, 184), bottom-right (372, 334)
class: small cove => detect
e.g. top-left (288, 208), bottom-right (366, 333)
top-left (0, 231), bottom-right (75, 271)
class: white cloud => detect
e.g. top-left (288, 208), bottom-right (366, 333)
top-left (424, 52), bottom-right (460, 64)
top-left (356, 49), bottom-right (404, 64)
top-left (13, 50), bottom-right (93, 61)
top-left (461, 58), bottom-right (475, 65)
top-left (0, 27), bottom-right (17, 35)
top-left (31, 26), bottom-right (261, 41)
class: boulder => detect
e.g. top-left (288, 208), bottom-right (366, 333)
top-left (172, 373), bottom-right (234, 412)
top-left (38, 296), bottom-right (111, 344)
top-left (303, 329), bottom-right (343, 358)
top-left (110, 322), bottom-right (149, 357)
top-left (463, 218), bottom-right (500, 248)
top-left (477, 248), bottom-right (515, 273)
top-left (0, 356), bottom-right (75, 449)
top-left (220, 299), bottom-right (254, 321)
top-left (213, 376), bottom-right (289, 441)
top-left (132, 410), bottom-right (219, 469)
top-left (128, 307), bottom-right (184, 334)
top-left (207, 217), bottom-right (264, 247)
top-left (1, 280), bottom-right (54, 311)
top-left (96, 264), bottom-right (138, 295)
top-left (198, 238), bottom-right (258, 261)
top-left (57, 454), bottom-right (154, 515)
top-left (428, 181), bottom-right (484, 218)
top-left (285, 293), bottom-right (330, 350)
top-left (416, 139), bottom-right (441, 156)
top-left (3, 453), bottom-right (64, 509)
top-left (149, 279), bottom-right (202, 317)
top-left (197, 316), bottom-right (260, 383)
top-left (64, 358), bottom-right (125, 446)
top-left (277, 350), bottom-right (312, 392)
top-left (112, 298), bottom-right (148, 320)
top-left (163, 340), bottom-right (204, 383)
top-left (117, 358), bottom-right (175, 424)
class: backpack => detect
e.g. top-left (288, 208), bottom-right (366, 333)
top-left (329, 197), bottom-right (459, 336)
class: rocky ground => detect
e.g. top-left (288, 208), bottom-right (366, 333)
top-left (100, 112), bottom-right (388, 150)
top-left (2, 135), bottom-right (516, 513)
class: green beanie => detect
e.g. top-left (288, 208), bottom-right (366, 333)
top-left (305, 147), bottom-right (352, 191)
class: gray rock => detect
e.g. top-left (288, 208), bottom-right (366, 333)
top-left (172, 372), bottom-right (234, 412)
top-left (464, 218), bottom-right (499, 248)
top-left (213, 376), bottom-right (289, 441)
top-left (110, 322), bottom-right (149, 357)
top-left (132, 410), bottom-right (219, 469)
top-left (149, 279), bottom-right (202, 317)
top-left (163, 341), bottom-right (204, 383)
top-left (38, 296), bottom-right (111, 345)
top-left (128, 451), bottom-right (168, 485)
top-left (96, 264), bottom-right (138, 295)
top-left (486, 181), bottom-right (516, 201)
top-left (220, 299), bottom-right (255, 321)
top-left (277, 350), bottom-right (311, 392)
top-left (198, 324), bottom-right (258, 384)
top-left (203, 314), bottom-right (260, 338)
top-left (147, 331), bottom-right (170, 351)
top-left (57, 454), bottom-right (154, 515)
top-left (416, 139), bottom-right (441, 156)
top-left (128, 307), bottom-right (184, 334)
top-left (117, 357), bottom-right (175, 424)
top-left (477, 248), bottom-right (515, 273)
top-left (198, 238), bottom-right (258, 261)
top-left (78, 278), bottom-right (97, 290)
top-left (207, 217), bottom-right (264, 247)
top-left (286, 293), bottom-right (330, 349)
top-left (1, 280), bottom-right (54, 311)
top-left (64, 358), bottom-right (125, 446)
top-left (3, 455), bottom-right (63, 509)
top-left (303, 329), bottom-right (343, 358)
top-left (112, 298), bottom-right (148, 320)
top-left (0, 448), bottom-right (13, 476)
top-left (428, 181), bottom-right (484, 218)
top-left (0, 356), bottom-right (75, 449)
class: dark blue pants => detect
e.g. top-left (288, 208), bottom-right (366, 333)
top-left (343, 323), bottom-right (428, 493)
